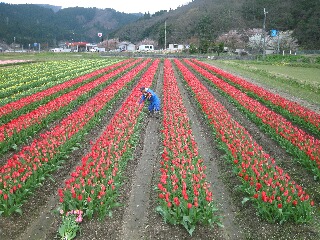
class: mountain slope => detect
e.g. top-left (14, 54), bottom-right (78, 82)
top-left (0, 3), bottom-right (141, 47)
top-left (0, 0), bottom-right (319, 49)
top-left (111, 0), bottom-right (320, 49)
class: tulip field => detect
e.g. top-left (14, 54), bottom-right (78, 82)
top-left (0, 57), bottom-right (319, 240)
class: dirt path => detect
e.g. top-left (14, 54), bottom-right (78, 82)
top-left (8, 92), bottom-right (128, 240)
top-left (182, 61), bottom-right (320, 239)
top-left (119, 64), bottom-right (162, 240)
top-left (190, 65), bottom-right (320, 202)
top-left (16, 193), bottom-right (58, 240)
top-left (174, 67), bottom-right (242, 239)
top-left (0, 59), bottom-right (319, 240)
top-left (127, 62), bottom-right (224, 240)
top-left (0, 65), bottom-right (145, 240)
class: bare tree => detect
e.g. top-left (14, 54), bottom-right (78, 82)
top-left (216, 30), bottom-right (246, 51)
top-left (269, 30), bottom-right (299, 52)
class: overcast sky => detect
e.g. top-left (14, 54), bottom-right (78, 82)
top-left (3, 0), bottom-right (191, 13)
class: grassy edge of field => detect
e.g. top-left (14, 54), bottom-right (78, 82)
top-left (204, 60), bottom-right (320, 112)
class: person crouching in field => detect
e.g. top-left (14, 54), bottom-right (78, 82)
top-left (139, 87), bottom-right (161, 117)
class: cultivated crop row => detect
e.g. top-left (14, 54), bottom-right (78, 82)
top-left (184, 59), bottom-right (320, 179)
top-left (0, 58), bottom-right (318, 239)
top-left (0, 59), bottom-right (140, 155)
top-left (191, 59), bottom-right (320, 134)
top-left (0, 59), bottom-right (149, 216)
top-left (57, 59), bottom-right (160, 238)
top-left (0, 59), bottom-right (121, 105)
top-left (156, 59), bottom-right (221, 235)
top-left (174, 59), bottom-right (315, 224)
top-left (0, 59), bottom-right (129, 120)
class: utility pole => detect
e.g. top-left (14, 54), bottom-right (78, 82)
top-left (164, 20), bottom-right (167, 51)
top-left (277, 32), bottom-right (280, 54)
top-left (263, 8), bottom-right (268, 59)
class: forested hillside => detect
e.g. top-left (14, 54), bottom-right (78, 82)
top-left (0, 3), bottom-right (141, 48)
top-left (111, 0), bottom-right (320, 50)
top-left (0, 0), bottom-right (319, 49)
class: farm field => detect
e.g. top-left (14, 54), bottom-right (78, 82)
top-left (0, 57), bottom-right (319, 240)
top-left (209, 60), bottom-right (320, 113)
top-left (246, 64), bottom-right (319, 84)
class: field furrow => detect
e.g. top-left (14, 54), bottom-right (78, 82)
top-left (0, 57), bottom-right (318, 240)
top-left (0, 59), bottom-right (150, 216)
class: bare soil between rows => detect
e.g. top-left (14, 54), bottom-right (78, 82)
top-left (0, 60), bottom-right (319, 240)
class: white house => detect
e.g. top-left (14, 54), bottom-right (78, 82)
top-left (138, 44), bottom-right (154, 52)
top-left (85, 43), bottom-right (106, 52)
top-left (118, 42), bottom-right (136, 52)
top-left (168, 44), bottom-right (184, 51)
top-left (127, 43), bottom-right (136, 51)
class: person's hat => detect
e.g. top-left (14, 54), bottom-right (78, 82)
top-left (140, 87), bottom-right (146, 91)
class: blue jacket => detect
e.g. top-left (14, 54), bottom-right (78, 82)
top-left (139, 88), bottom-right (161, 111)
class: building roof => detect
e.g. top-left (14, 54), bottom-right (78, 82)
top-left (66, 42), bottom-right (89, 47)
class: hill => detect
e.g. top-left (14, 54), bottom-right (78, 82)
top-left (110, 0), bottom-right (320, 50)
top-left (0, 3), bottom-right (141, 48)
top-left (0, 0), bottom-right (319, 50)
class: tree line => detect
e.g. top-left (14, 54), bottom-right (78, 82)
top-left (0, 0), bottom-right (319, 50)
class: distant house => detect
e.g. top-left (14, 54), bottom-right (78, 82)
top-left (127, 43), bottom-right (136, 51)
top-left (85, 43), bottom-right (106, 52)
top-left (118, 42), bottom-right (136, 52)
top-left (86, 43), bottom-right (97, 52)
top-left (137, 44), bottom-right (154, 52)
top-left (66, 42), bottom-right (89, 52)
top-left (168, 44), bottom-right (184, 51)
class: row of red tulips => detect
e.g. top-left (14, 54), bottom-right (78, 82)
top-left (184, 59), bottom-right (320, 178)
top-left (0, 60), bottom-right (114, 106)
top-left (0, 59), bottom-right (129, 119)
top-left (0, 60), bottom-right (140, 155)
top-left (0, 59), bottom-right (150, 216)
top-left (156, 59), bottom-right (221, 235)
top-left (57, 59), bottom-right (159, 238)
top-left (174, 59), bottom-right (314, 223)
top-left (191, 59), bottom-right (320, 133)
